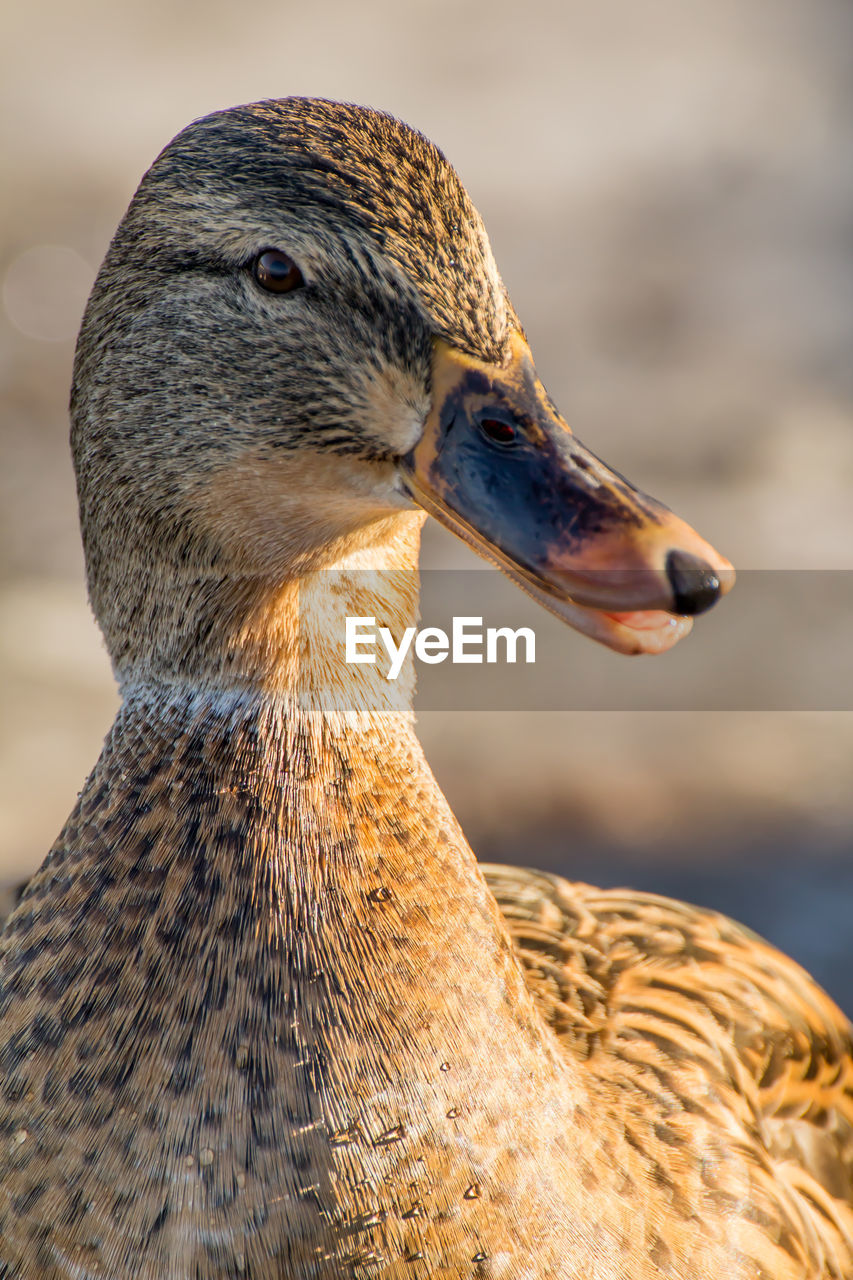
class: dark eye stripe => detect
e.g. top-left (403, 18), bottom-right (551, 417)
top-left (253, 249), bottom-right (305, 294)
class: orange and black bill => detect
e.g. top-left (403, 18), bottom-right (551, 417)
top-left (401, 333), bottom-right (734, 655)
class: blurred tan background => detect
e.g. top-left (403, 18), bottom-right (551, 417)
top-left (2, 0), bottom-right (852, 1004)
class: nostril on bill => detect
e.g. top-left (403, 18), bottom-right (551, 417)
top-left (665, 549), bottom-right (721, 616)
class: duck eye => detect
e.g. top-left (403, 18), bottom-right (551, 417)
top-left (253, 249), bottom-right (305, 294)
top-left (478, 416), bottom-right (518, 446)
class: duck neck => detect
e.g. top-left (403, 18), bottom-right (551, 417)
top-left (83, 501), bottom-right (556, 1063)
top-left (64, 502), bottom-right (580, 1161)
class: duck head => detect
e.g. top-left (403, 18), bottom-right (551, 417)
top-left (71, 98), bottom-right (732, 688)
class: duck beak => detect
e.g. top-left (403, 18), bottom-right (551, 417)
top-left (400, 333), bottom-right (734, 655)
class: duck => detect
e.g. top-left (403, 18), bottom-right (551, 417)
top-left (1, 97), bottom-right (851, 1280)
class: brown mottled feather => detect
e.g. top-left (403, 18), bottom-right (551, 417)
top-left (486, 865), bottom-right (853, 1272)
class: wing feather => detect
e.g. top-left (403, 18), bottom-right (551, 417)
top-left (485, 863), bottom-right (853, 1274)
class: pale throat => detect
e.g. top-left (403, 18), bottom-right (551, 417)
top-left (230, 516), bottom-right (425, 709)
top-left (112, 502), bottom-right (427, 708)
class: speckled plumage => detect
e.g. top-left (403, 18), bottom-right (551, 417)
top-left (1, 98), bottom-right (851, 1278)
